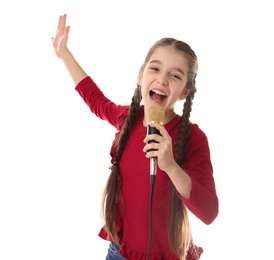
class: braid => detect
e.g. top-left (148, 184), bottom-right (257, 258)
top-left (176, 83), bottom-right (196, 166)
top-left (169, 86), bottom-right (197, 258)
top-left (116, 84), bottom-right (142, 157)
top-left (101, 84), bottom-right (142, 245)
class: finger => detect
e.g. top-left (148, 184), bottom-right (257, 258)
top-left (57, 14), bottom-right (66, 34)
top-left (56, 15), bottom-right (62, 32)
top-left (147, 122), bottom-right (168, 138)
top-left (143, 144), bottom-right (159, 157)
top-left (64, 25), bottom-right (70, 40)
top-left (144, 134), bottom-right (161, 144)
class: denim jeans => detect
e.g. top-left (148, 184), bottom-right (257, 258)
top-left (106, 242), bottom-right (127, 260)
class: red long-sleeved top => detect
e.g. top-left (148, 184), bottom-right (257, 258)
top-left (75, 76), bottom-right (218, 260)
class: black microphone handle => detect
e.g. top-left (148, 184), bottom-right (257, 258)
top-left (147, 125), bottom-right (161, 152)
top-left (148, 125), bottom-right (160, 136)
top-left (147, 125), bottom-right (161, 181)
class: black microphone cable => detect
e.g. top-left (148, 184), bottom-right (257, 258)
top-left (147, 170), bottom-right (156, 260)
top-left (146, 124), bottom-right (160, 260)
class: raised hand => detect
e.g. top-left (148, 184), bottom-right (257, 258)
top-left (51, 14), bottom-right (70, 59)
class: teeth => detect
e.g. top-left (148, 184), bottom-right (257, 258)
top-left (152, 90), bottom-right (167, 96)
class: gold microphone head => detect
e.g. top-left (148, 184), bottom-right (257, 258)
top-left (147, 106), bottom-right (165, 126)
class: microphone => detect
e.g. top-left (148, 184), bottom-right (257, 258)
top-left (147, 106), bottom-right (165, 182)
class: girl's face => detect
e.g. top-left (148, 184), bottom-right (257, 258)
top-left (138, 46), bottom-right (190, 124)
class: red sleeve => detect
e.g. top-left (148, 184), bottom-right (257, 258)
top-left (75, 76), bottom-right (128, 130)
top-left (180, 124), bottom-right (218, 224)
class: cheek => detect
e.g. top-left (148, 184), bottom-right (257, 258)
top-left (140, 78), bottom-right (149, 92)
top-left (140, 85), bottom-right (146, 98)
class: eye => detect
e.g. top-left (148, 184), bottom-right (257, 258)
top-left (150, 67), bottom-right (159, 72)
top-left (171, 73), bottom-right (181, 80)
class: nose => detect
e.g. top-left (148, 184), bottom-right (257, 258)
top-left (157, 73), bottom-right (168, 86)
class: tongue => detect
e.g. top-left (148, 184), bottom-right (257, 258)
top-left (151, 93), bottom-right (163, 102)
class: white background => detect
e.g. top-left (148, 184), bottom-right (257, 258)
top-left (0, 0), bottom-right (274, 259)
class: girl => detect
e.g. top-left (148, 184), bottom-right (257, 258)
top-left (52, 14), bottom-right (218, 260)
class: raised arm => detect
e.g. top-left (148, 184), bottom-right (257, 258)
top-left (51, 14), bottom-right (87, 85)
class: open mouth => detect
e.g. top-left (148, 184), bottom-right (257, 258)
top-left (149, 89), bottom-right (167, 103)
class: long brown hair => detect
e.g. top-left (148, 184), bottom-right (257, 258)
top-left (101, 37), bottom-right (198, 259)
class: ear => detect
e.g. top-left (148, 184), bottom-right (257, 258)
top-left (178, 88), bottom-right (189, 101)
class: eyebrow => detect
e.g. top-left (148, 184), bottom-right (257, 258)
top-left (149, 60), bottom-right (186, 76)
